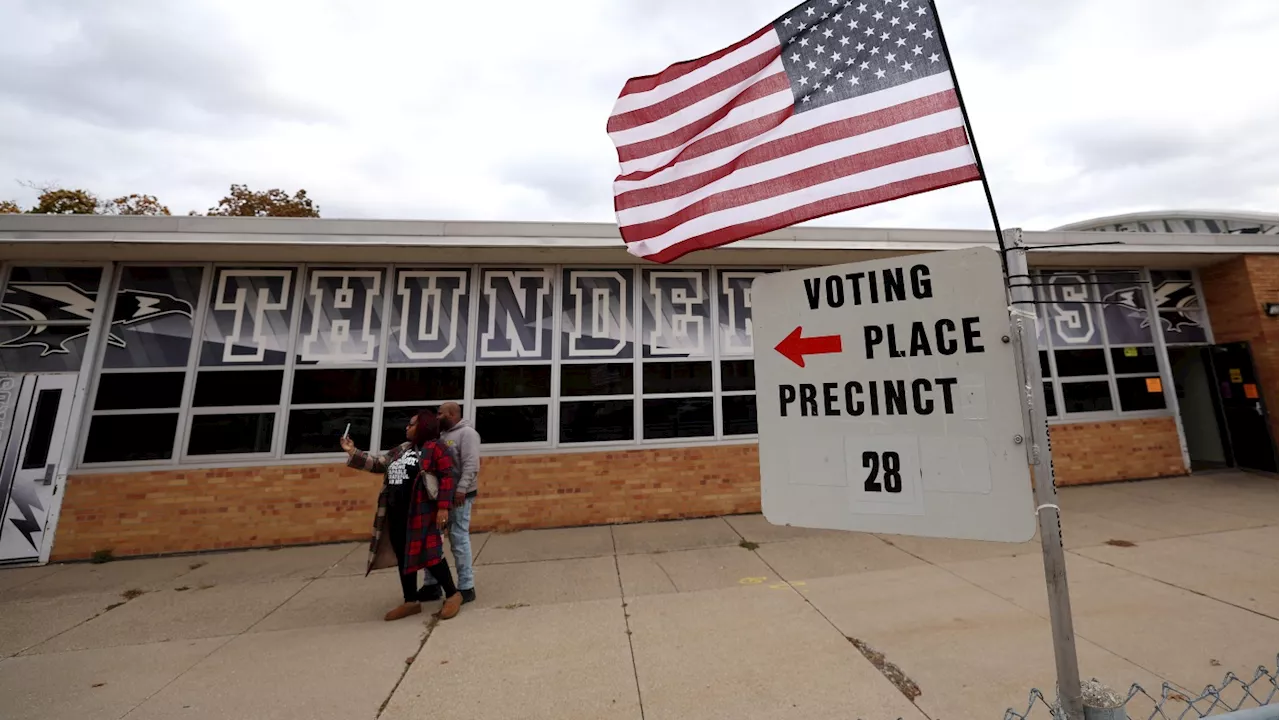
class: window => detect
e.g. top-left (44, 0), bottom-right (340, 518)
top-left (81, 265), bottom-right (203, 464)
top-left (184, 267), bottom-right (297, 457)
top-left (641, 269), bottom-right (713, 440)
top-left (1149, 271), bottom-right (1208, 345)
top-left (285, 368), bottom-right (376, 455)
top-left (187, 413), bottom-right (275, 456)
top-left (1036, 268), bottom-right (1189, 420)
top-left (295, 268), bottom-right (384, 365)
top-left (472, 268), bottom-right (554, 445)
top-left (0, 266), bottom-right (104, 373)
top-left (385, 367), bottom-right (466, 403)
top-left (716, 271), bottom-right (768, 436)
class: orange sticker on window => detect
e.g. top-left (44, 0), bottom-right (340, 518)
top-left (1244, 383), bottom-right (1259, 399)
top-left (1146, 378), bottom-right (1163, 393)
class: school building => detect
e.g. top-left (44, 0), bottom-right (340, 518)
top-left (0, 210), bottom-right (1274, 564)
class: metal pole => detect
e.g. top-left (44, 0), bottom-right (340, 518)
top-left (1005, 228), bottom-right (1084, 720)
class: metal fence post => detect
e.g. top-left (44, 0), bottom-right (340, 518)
top-left (1005, 228), bottom-right (1085, 720)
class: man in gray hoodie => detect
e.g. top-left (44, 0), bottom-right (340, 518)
top-left (420, 402), bottom-right (482, 603)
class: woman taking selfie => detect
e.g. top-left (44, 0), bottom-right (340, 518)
top-left (341, 409), bottom-right (464, 621)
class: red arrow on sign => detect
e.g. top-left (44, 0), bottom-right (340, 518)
top-left (775, 326), bottom-right (842, 368)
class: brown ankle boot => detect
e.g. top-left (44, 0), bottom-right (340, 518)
top-left (438, 593), bottom-right (462, 620)
top-left (385, 602), bottom-right (422, 622)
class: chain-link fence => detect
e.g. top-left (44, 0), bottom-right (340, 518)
top-left (1003, 661), bottom-right (1277, 719)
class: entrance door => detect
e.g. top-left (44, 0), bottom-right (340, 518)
top-left (1204, 342), bottom-right (1277, 473)
top-left (0, 374), bottom-right (78, 565)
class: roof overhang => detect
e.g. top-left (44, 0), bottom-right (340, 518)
top-left (0, 216), bottom-right (1273, 268)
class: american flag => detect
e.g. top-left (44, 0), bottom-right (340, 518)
top-left (608, 0), bottom-right (981, 263)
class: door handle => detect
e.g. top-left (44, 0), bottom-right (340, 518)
top-left (40, 464), bottom-right (55, 486)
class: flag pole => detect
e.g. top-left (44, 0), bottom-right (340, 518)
top-left (925, 0), bottom-right (1008, 271)
top-left (928, 3), bottom-right (1085, 719)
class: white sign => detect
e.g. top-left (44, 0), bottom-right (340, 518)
top-left (752, 247), bottom-right (1035, 543)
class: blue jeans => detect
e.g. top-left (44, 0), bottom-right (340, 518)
top-left (423, 495), bottom-right (475, 591)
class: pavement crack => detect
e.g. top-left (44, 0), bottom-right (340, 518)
top-left (378, 615), bottom-right (439, 718)
top-left (743, 535), bottom-right (935, 719)
top-left (849, 637), bottom-right (922, 701)
top-left (611, 525), bottom-right (647, 720)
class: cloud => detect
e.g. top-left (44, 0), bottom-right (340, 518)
top-left (0, 0), bottom-right (1274, 227)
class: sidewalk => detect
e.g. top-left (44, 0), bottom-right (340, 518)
top-left (1, 471), bottom-right (1276, 720)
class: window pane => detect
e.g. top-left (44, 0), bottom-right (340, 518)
top-left (104, 266), bottom-right (203, 369)
top-left (379, 405), bottom-right (465, 450)
top-left (643, 397), bottom-right (714, 439)
top-left (1061, 381), bottom-right (1113, 414)
top-left (95, 372), bottom-right (185, 410)
top-left (1040, 272), bottom-right (1104, 347)
top-left (561, 364), bottom-right (633, 397)
top-left (388, 269), bottom-right (470, 364)
top-left (0, 324), bottom-right (88, 373)
top-left (560, 269), bottom-right (634, 360)
top-left (193, 370), bottom-right (284, 407)
top-left (384, 366), bottom-right (466, 402)
top-left (187, 413), bottom-right (275, 455)
top-left (560, 400), bottom-right (634, 443)
top-left (1160, 309), bottom-right (1209, 344)
top-left (1043, 381), bottom-right (1057, 417)
top-left (476, 268), bottom-right (553, 361)
top-left (296, 269), bottom-right (384, 364)
top-left (718, 270), bottom-right (772, 356)
top-left (1096, 270), bottom-right (1153, 345)
top-left (21, 389), bottom-right (61, 469)
top-left (476, 405), bottom-right (548, 444)
top-left (720, 360), bottom-right (755, 392)
top-left (474, 365), bottom-right (551, 399)
top-left (642, 269), bottom-right (710, 359)
top-left (1054, 349), bottom-right (1107, 377)
top-left (1149, 270), bottom-right (1200, 310)
top-left (1039, 350), bottom-right (1051, 378)
top-left (83, 413), bottom-right (178, 463)
top-left (1117, 376), bottom-right (1168, 411)
top-left (722, 395), bottom-right (757, 435)
top-left (286, 408), bottom-right (373, 454)
top-left (291, 368), bottom-right (376, 405)
top-left (4, 266), bottom-right (103, 319)
top-left (1109, 346), bottom-right (1159, 374)
top-left (643, 362), bottom-right (712, 394)
top-left (200, 268), bottom-right (295, 366)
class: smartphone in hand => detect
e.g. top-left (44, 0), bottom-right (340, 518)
top-left (342, 423), bottom-right (351, 440)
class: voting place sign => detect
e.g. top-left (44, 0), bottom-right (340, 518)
top-left (752, 247), bottom-right (1035, 543)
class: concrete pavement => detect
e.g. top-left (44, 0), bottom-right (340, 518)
top-left (0, 471), bottom-right (1276, 719)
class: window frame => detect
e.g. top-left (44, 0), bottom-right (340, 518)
top-left (1037, 267), bottom-right (1203, 425)
top-left (72, 263), bottom-right (808, 470)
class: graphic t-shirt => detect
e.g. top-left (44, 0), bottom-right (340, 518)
top-left (385, 447), bottom-right (421, 505)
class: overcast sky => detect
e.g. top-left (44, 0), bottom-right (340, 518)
top-left (0, 0), bottom-right (1275, 230)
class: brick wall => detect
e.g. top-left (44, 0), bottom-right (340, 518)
top-left (1201, 254), bottom-right (1279, 440)
top-left (1048, 416), bottom-right (1186, 486)
top-left (54, 417), bottom-right (1187, 561)
top-left (52, 443), bottom-right (763, 561)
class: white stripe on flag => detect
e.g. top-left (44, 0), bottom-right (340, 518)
top-left (625, 145), bottom-right (978, 258)
top-left (617, 88), bottom-right (792, 176)
top-left (614, 73), bottom-right (957, 190)
top-left (616, 107), bottom-right (965, 226)
top-left (608, 58), bottom-right (788, 148)
top-left (610, 32), bottom-right (780, 116)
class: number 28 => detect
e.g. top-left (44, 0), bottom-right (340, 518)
top-left (862, 451), bottom-right (902, 493)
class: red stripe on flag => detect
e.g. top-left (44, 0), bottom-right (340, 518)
top-left (616, 106), bottom-right (793, 183)
top-left (615, 91), bottom-right (961, 211)
top-left (614, 73), bottom-right (791, 164)
top-left (608, 47), bottom-right (781, 133)
top-left (620, 127), bottom-right (972, 243)
top-left (618, 27), bottom-right (773, 97)
top-left (637, 166), bottom-right (982, 263)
